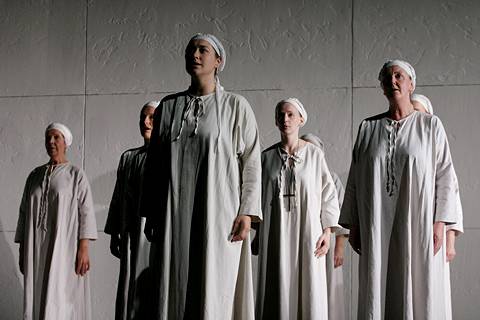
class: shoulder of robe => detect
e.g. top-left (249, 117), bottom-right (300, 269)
top-left (262, 143), bottom-right (279, 155)
top-left (222, 91), bottom-right (252, 110)
top-left (154, 91), bottom-right (188, 113)
top-left (363, 111), bottom-right (389, 124)
top-left (304, 142), bottom-right (325, 158)
top-left (354, 111), bottom-right (389, 138)
top-left (429, 114), bottom-right (444, 127)
top-left (27, 165), bottom-right (46, 181)
top-left (120, 146), bottom-right (144, 159)
top-left (63, 164), bottom-right (89, 183)
top-left (160, 91), bottom-right (187, 105)
top-left (66, 163), bottom-right (83, 174)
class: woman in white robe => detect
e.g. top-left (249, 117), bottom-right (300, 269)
top-left (301, 133), bottom-right (348, 320)
top-left (255, 99), bottom-right (340, 320)
top-left (340, 60), bottom-right (462, 320)
top-left (140, 34), bottom-right (261, 320)
top-left (15, 123), bottom-right (98, 320)
top-left (105, 101), bottom-right (159, 320)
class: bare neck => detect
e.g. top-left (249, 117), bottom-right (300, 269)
top-left (388, 97), bottom-right (414, 120)
top-left (49, 155), bottom-right (67, 165)
top-left (280, 133), bottom-right (300, 154)
top-left (189, 75), bottom-right (216, 96)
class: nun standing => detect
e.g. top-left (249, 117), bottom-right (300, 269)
top-left (140, 34), bottom-right (261, 319)
top-left (340, 60), bottom-right (462, 319)
top-left (255, 99), bottom-right (340, 320)
top-left (105, 101), bottom-right (159, 320)
top-left (15, 123), bottom-right (98, 320)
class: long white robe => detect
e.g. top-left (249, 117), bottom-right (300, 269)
top-left (140, 89), bottom-right (262, 320)
top-left (256, 143), bottom-right (340, 320)
top-left (339, 111), bottom-right (461, 320)
top-left (105, 146), bottom-right (153, 320)
top-left (15, 163), bottom-right (98, 320)
top-left (326, 172), bottom-right (348, 320)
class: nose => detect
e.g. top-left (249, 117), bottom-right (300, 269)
top-left (192, 48), bottom-right (201, 59)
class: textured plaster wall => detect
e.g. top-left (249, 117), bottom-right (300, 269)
top-left (0, 0), bottom-right (479, 319)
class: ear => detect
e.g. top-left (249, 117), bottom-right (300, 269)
top-left (408, 77), bottom-right (414, 93)
top-left (215, 56), bottom-right (222, 69)
top-left (299, 117), bottom-right (305, 127)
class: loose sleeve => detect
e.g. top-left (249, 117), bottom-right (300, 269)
top-left (319, 156), bottom-right (341, 231)
top-left (77, 170), bottom-right (98, 240)
top-left (235, 98), bottom-right (262, 221)
top-left (104, 154), bottom-right (127, 235)
top-left (446, 175), bottom-right (464, 234)
top-left (331, 172), bottom-right (349, 236)
top-left (433, 117), bottom-right (460, 224)
top-left (339, 124), bottom-right (362, 229)
top-left (15, 173), bottom-right (32, 243)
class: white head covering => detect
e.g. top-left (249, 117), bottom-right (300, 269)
top-left (189, 33), bottom-right (226, 72)
top-left (276, 98), bottom-right (308, 126)
top-left (301, 133), bottom-right (324, 151)
top-left (411, 93), bottom-right (434, 114)
top-left (144, 100), bottom-right (160, 109)
top-left (378, 59), bottom-right (416, 90)
top-left (45, 122), bottom-right (73, 147)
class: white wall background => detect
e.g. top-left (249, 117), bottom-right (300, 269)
top-left (1, 0), bottom-right (479, 319)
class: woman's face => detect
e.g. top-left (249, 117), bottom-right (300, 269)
top-left (412, 100), bottom-right (428, 113)
top-left (185, 39), bottom-right (221, 78)
top-left (380, 65), bottom-right (413, 100)
top-left (45, 129), bottom-right (67, 159)
top-left (276, 103), bottom-right (304, 134)
top-left (139, 105), bottom-right (155, 140)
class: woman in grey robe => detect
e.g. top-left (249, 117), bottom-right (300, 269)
top-left (105, 101), bottom-right (159, 320)
top-left (340, 60), bottom-right (462, 319)
top-left (15, 123), bottom-right (98, 320)
top-left (140, 34), bottom-right (261, 319)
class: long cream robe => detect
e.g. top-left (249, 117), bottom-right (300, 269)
top-left (140, 89), bottom-right (261, 320)
top-left (340, 111), bottom-right (461, 320)
top-left (256, 143), bottom-right (340, 320)
top-left (15, 163), bottom-right (97, 320)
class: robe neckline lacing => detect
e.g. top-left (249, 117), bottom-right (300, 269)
top-left (277, 142), bottom-right (303, 212)
top-left (170, 81), bottom-right (224, 153)
top-left (38, 163), bottom-right (65, 231)
top-left (385, 115), bottom-right (412, 196)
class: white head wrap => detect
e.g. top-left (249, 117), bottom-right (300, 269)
top-left (45, 122), bottom-right (73, 147)
top-left (189, 33), bottom-right (226, 72)
top-left (276, 98), bottom-right (308, 126)
top-left (411, 93), bottom-right (434, 114)
top-left (301, 133), bottom-right (324, 151)
top-left (144, 100), bottom-right (160, 109)
top-left (378, 59), bottom-right (416, 90)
